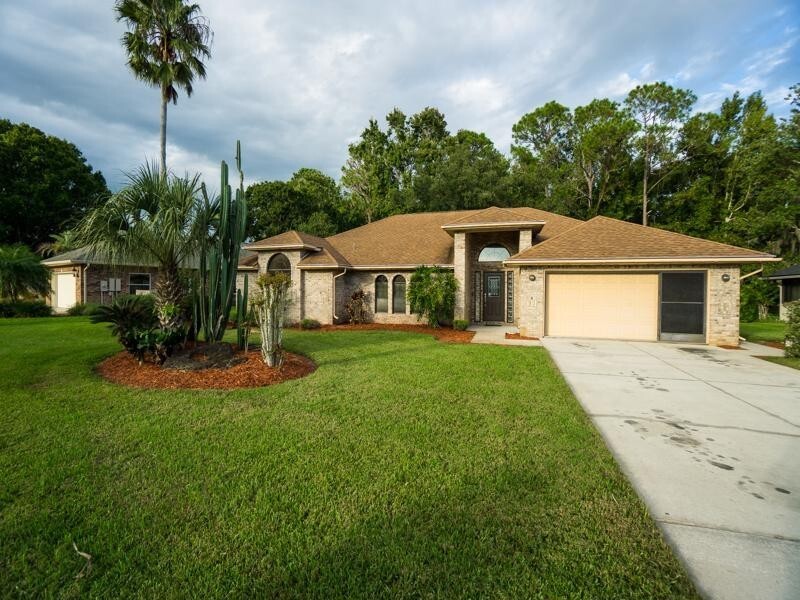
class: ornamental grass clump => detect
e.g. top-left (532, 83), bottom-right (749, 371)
top-left (252, 273), bottom-right (291, 367)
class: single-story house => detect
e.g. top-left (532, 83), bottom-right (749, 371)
top-left (765, 265), bottom-right (800, 320)
top-left (241, 206), bottom-right (778, 346)
top-left (42, 247), bottom-right (256, 312)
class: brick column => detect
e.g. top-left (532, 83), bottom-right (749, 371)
top-left (518, 229), bottom-right (534, 253)
top-left (453, 232), bottom-right (467, 320)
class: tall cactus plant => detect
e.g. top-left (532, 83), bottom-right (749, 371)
top-left (197, 141), bottom-right (248, 343)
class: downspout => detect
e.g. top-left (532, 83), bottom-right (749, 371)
top-left (332, 268), bottom-right (347, 322)
top-left (738, 268), bottom-right (763, 342)
top-left (739, 268), bottom-right (762, 281)
top-left (82, 263), bottom-right (91, 303)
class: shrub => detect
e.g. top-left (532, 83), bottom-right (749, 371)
top-left (453, 319), bottom-right (469, 331)
top-left (90, 295), bottom-right (158, 360)
top-left (0, 300), bottom-right (52, 318)
top-left (785, 303), bottom-right (800, 358)
top-left (67, 302), bottom-right (102, 316)
top-left (300, 318), bottom-right (321, 330)
top-left (740, 277), bottom-right (777, 322)
top-left (408, 266), bottom-right (458, 328)
top-left (345, 290), bottom-right (370, 324)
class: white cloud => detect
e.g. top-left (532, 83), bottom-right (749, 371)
top-left (597, 72), bottom-right (641, 97)
top-left (444, 77), bottom-right (509, 113)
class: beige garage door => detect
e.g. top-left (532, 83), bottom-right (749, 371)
top-left (546, 273), bottom-right (659, 341)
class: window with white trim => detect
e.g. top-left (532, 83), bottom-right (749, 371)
top-left (129, 273), bottom-right (151, 294)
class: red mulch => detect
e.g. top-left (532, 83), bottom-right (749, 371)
top-left (759, 340), bottom-right (785, 350)
top-left (302, 323), bottom-right (475, 343)
top-left (96, 348), bottom-right (316, 390)
top-left (505, 332), bottom-right (539, 341)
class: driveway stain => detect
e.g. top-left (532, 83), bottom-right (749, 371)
top-left (708, 460), bottom-right (734, 470)
top-left (775, 487), bottom-right (791, 494)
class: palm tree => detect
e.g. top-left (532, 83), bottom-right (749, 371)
top-left (37, 230), bottom-right (80, 257)
top-left (0, 245), bottom-right (51, 300)
top-left (115, 0), bottom-right (212, 174)
top-left (76, 163), bottom-right (217, 331)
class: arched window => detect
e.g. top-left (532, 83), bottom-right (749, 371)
top-left (375, 275), bottom-right (388, 313)
top-left (267, 253), bottom-right (291, 278)
top-left (478, 243), bottom-right (510, 263)
top-left (392, 275), bottom-right (406, 313)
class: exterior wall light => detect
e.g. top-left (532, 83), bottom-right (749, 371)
top-left (528, 274), bottom-right (537, 281)
top-left (721, 273), bottom-right (731, 282)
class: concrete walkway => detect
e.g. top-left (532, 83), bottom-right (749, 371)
top-left (543, 337), bottom-right (800, 600)
top-left (468, 324), bottom-right (541, 346)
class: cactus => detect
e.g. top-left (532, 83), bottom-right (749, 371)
top-left (197, 141), bottom-right (248, 343)
top-left (236, 274), bottom-right (250, 351)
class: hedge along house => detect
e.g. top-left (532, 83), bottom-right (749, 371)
top-left (243, 206), bottom-right (778, 346)
top-left (42, 247), bottom-right (257, 313)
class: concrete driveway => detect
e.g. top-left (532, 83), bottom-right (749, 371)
top-left (543, 338), bottom-right (800, 600)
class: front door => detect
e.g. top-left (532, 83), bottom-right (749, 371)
top-left (483, 271), bottom-right (504, 322)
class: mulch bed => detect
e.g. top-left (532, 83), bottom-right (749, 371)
top-left (306, 323), bottom-right (475, 344)
top-left (758, 340), bottom-right (785, 350)
top-left (505, 332), bottom-right (539, 341)
top-left (96, 346), bottom-right (316, 390)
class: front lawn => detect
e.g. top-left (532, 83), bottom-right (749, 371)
top-left (0, 318), bottom-right (696, 598)
top-left (740, 319), bottom-right (786, 344)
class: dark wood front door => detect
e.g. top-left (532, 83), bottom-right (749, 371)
top-left (483, 271), bottom-right (504, 322)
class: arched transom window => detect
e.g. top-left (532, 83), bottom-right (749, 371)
top-left (267, 253), bottom-right (291, 278)
top-left (478, 243), bottom-right (510, 263)
top-left (375, 275), bottom-right (388, 313)
top-left (392, 275), bottom-right (406, 313)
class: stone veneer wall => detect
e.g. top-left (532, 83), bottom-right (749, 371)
top-left (464, 231), bottom-right (520, 324)
top-left (517, 264), bottom-right (741, 346)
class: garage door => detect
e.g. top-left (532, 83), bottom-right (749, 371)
top-left (546, 273), bottom-right (658, 341)
top-left (56, 273), bottom-right (77, 310)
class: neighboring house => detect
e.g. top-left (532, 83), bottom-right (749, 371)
top-left (42, 247), bottom-right (255, 312)
top-left (765, 265), bottom-right (800, 320)
top-left (243, 206), bottom-right (778, 346)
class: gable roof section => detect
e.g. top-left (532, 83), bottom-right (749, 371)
top-left (442, 206), bottom-right (546, 232)
top-left (245, 230), bottom-right (326, 251)
top-left (237, 249), bottom-right (259, 271)
top-left (506, 216), bottom-right (777, 265)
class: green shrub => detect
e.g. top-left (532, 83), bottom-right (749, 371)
top-left (345, 290), bottom-right (370, 324)
top-left (90, 295), bottom-right (158, 361)
top-left (0, 300), bottom-right (52, 318)
top-left (300, 318), bottom-right (321, 330)
top-left (453, 319), bottom-right (469, 331)
top-left (785, 303), bottom-right (800, 358)
top-left (67, 302), bottom-right (102, 316)
top-left (408, 266), bottom-right (457, 328)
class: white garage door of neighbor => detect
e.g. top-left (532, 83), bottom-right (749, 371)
top-left (56, 273), bottom-right (77, 309)
top-left (546, 273), bottom-right (659, 341)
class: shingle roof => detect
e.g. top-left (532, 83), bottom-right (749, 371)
top-left (506, 216), bottom-right (776, 264)
top-left (316, 208), bottom-right (582, 268)
top-left (766, 264), bottom-right (800, 279)
top-left (245, 230), bottom-right (327, 250)
top-left (237, 249), bottom-right (259, 270)
top-left (41, 246), bottom-right (202, 269)
top-left (442, 206), bottom-right (546, 228)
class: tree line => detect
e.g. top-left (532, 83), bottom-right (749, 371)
top-left (245, 82), bottom-right (799, 269)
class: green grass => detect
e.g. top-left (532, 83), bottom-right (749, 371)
top-left (760, 356), bottom-right (800, 370)
top-left (0, 317), bottom-right (697, 598)
top-left (740, 319), bottom-right (786, 344)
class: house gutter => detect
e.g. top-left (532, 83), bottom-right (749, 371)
top-left (332, 268), bottom-right (347, 322)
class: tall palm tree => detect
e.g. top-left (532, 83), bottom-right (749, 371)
top-left (76, 163), bottom-right (218, 330)
top-left (36, 230), bottom-right (80, 257)
top-left (115, 0), bottom-right (212, 174)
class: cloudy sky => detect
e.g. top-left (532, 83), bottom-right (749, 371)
top-left (1, 1), bottom-right (797, 189)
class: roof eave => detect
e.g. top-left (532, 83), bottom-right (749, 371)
top-left (503, 256), bottom-right (780, 266)
top-left (441, 221), bottom-right (546, 234)
top-left (244, 243), bottom-right (322, 252)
